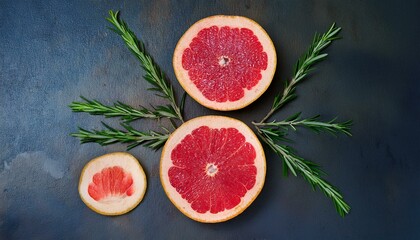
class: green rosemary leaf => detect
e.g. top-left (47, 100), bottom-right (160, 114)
top-left (153, 105), bottom-right (179, 118)
top-left (256, 114), bottom-right (352, 137)
top-left (71, 122), bottom-right (169, 150)
top-left (180, 92), bottom-right (187, 115)
top-left (257, 130), bottom-right (350, 216)
top-left (69, 96), bottom-right (162, 122)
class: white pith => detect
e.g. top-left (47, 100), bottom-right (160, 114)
top-left (206, 163), bottom-right (218, 177)
top-left (160, 116), bottom-right (266, 223)
top-left (218, 56), bottom-right (230, 67)
top-left (173, 15), bottom-right (277, 111)
top-left (79, 152), bottom-right (147, 215)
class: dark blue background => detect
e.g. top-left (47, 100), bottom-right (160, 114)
top-left (1, 0), bottom-right (419, 239)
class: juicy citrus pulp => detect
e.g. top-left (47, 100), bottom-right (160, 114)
top-left (87, 166), bottom-right (134, 202)
top-left (160, 116), bottom-right (266, 223)
top-left (79, 152), bottom-right (147, 216)
top-left (173, 15), bottom-right (277, 111)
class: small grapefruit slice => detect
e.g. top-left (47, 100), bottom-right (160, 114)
top-left (79, 152), bottom-right (147, 216)
top-left (173, 15), bottom-right (277, 111)
top-left (160, 116), bottom-right (266, 223)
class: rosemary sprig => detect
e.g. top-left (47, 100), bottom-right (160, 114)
top-left (71, 123), bottom-right (169, 150)
top-left (256, 128), bottom-right (350, 216)
top-left (255, 113), bottom-right (352, 136)
top-left (107, 10), bottom-right (184, 123)
top-left (253, 23), bottom-right (351, 217)
top-left (69, 96), bottom-right (160, 122)
top-left (260, 23), bottom-right (341, 123)
top-left (70, 11), bottom-right (184, 150)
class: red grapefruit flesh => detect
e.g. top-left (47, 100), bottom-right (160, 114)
top-left (87, 166), bottom-right (134, 201)
top-left (173, 15), bottom-right (277, 111)
top-left (79, 152), bottom-right (147, 215)
top-left (160, 116), bottom-right (266, 223)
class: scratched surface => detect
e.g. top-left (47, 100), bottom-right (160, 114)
top-left (1, 0), bottom-right (419, 239)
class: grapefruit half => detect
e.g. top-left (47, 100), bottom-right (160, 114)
top-left (173, 15), bottom-right (277, 111)
top-left (79, 152), bottom-right (147, 216)
top-left (160, 116), bottom-right (266, 223)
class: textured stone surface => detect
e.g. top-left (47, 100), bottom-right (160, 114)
top-left (1, 0), bottom-right (419, 239)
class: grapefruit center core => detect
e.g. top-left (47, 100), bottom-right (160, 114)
top-left (218, 56), bottom-right (230, 67)
top-left (206, 163), bottom-right (218, 177)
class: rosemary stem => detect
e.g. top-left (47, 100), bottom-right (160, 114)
top-left (259, 80), bottom-right (294, 123)
top-left (259, 108), bottom-right (275, 124)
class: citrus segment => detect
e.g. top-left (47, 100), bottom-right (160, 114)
top-left (174, 15), bottom-right (277, 111)
top-left (88, 166), bottom-right (134, 202)
top-left (160, 116), bottom-right (266, 223)
top-left (79, 152), bottom-right (147, 216)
